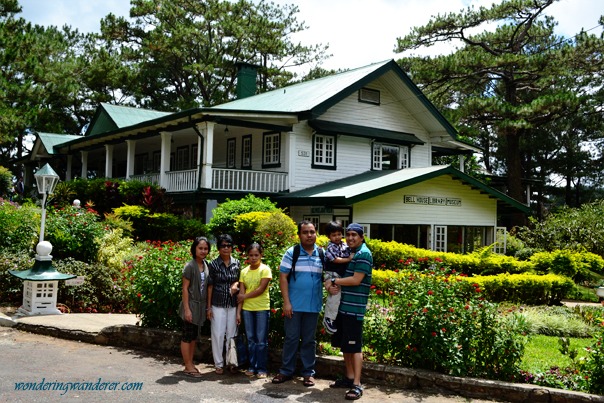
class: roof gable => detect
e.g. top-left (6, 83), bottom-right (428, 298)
top-left (35, 132), bottom-right (81, 156)
top-left (86, 103), bottom-right (171, 136)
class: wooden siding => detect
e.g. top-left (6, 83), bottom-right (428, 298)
top-left (353, 176), bottom-right (497, 226)
top-left (290, 124), bottom-right (372, 192)
top-left (318, 80), bottom-right (433, 167)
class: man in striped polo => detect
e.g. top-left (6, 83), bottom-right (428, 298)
top-left (329, 223), bottom-right (373, 400)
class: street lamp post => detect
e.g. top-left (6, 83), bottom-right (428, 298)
top-left (9, 163), bottom-right (75, 316)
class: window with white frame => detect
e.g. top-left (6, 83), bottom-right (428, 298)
top-left (303, 215), bottom-right (320, 230)
top-left (262, 132), bottom-right (280, 168)
top-left (241, 135), bottom-right (252, 169)
top-left (227, 138), bottom-right (236, 168)
top-left (312, 134), bottom-right (335, 169)
top-left (372, 143), bottom-right (409, 170)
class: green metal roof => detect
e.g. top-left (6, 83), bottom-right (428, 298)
top-left (37, 132), bottom-right (81, 155)
top-left (86, 103), bottom-right (171, 136)
top-left (213, 60), bottom-right (393, 114)
top-left (278, 165), bottom-right (530, 214)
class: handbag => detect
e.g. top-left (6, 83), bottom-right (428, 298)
top-left (226, 327), bottom-right (248, 368)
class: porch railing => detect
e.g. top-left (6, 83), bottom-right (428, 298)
top-left (128, 168), bottom-right (288, 193)
top-left (165, 169), bottom-right (198, 192)
top-left (128, 173), bottom-right (160, 186)
top-left (212, 168), bottom-right (288, 193)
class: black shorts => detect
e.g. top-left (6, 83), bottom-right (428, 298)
top-left (181, 319), bottom-right (200, 342)
top-left (331, 313), bottom-right (363, 353)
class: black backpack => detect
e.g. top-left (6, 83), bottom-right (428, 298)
top-left (287, 244), bottom-right (325, 283)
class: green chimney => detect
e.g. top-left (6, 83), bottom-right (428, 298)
top-left (236, 62), bottom-right (258, 99)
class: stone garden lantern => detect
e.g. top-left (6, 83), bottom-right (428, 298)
top-left (9, 163), bottom-right (75, 316)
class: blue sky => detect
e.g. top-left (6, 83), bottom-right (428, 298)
top-left (19, 0), bottom-right (603, 72)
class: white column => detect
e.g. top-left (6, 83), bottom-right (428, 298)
top-left (126, 140), bottom-right (136, 179)
top-left (199, 122), bottom-right (214, 189)
top-left (105, 144), bottom-right (114, 178)
top-left (287, 130), bottom-right (295, 191)
top-left (66, 155), bottom-right (72, 181)
top-left (459, 155), bottom-right (465, 173)
top-left (80, 151), bottom-right (88, 179)
top-left (160, 132), bottom-right (172, 190)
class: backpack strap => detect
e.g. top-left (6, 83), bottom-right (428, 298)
top-left (287, 244), bottom-right (325, 283)
top-left (287, 244), bottom-right (301, 283)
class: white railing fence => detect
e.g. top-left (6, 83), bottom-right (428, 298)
top-left (212, 168), bottom-right (288, 193)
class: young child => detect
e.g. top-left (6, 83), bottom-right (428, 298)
top-left (178, 236), bottom-right (211, 378)
top-left (237, 243), bottom-right (272, 378)
top-left (322, 221), bottom-right (352, 334)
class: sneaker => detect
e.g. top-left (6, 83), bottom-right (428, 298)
top-left (323, 317), bottom-right (337, 334)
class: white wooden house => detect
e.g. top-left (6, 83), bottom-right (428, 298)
top-left (24, 60), bottom-right (528, 252)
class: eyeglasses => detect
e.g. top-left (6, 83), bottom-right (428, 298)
top-left (219, 244), bottom-right (233, 249)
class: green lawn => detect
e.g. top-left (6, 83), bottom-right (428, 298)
top-left (521, 334), bottom-right (593, 374)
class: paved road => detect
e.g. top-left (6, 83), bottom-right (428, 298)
top-left (0, 327), bottom-right (503, 403)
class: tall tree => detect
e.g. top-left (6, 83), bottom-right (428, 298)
top-left (395, 0), bottom-right (604, 225)
top-left (97, 0), bottom-right (330, 110)
top-left (0, 0), bottom-right (94, 170)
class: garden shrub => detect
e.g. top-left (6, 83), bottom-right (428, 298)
top-left (0, 250), bottom-right (34, 305)
top-left (580, 321), bottom-right (604, 394)
top-left (467, 273), bottom-right (574, 305)
top-left (55, 258), bottom-right (129, 313)
top-left (0, 200), bottom-right (39, 253)
top-left (45, 205), bottom-right (106, 263)
top-left (0, 166), bottom-right (13, 198)
top-left (516, 201), bottom-right (604, 258)
top-left (207, 194), bottom-right (277, 238)
top-left (124, 240), bottom-right (193, 329)
top-left (234, 211), bottom-right (272, 247)
top-left (97, 228), bottom-right (135, 271)
top-left (113, 205), bottom-right (205, 241)
top-left (530, 250), bottom-right (603, 283)
top-left (365, 266), bottom-right (528, 381)
top-left (366, 238), bottom-right (533, 276)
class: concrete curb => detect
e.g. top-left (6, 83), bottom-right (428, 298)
top-left (7, 320), bottom-right (603, 403)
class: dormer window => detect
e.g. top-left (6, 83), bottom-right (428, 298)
top-left (358, 87), bottom-right (380, 105)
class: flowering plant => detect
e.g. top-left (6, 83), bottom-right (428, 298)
top-left (365, 262), bottom-right (528, 381)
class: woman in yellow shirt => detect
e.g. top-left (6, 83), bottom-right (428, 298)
top-left (237, 243), bottom-right (272, 378)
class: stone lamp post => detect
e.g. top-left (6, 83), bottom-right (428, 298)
top-left (9, 163), bottom-right (75, 316)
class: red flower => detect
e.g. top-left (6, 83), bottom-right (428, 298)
top-left (422, 308), bottom-right (428, 313)
top-left (431, 332), bottom-right (437, 337)
top-left (137, 293), bottom-right (142, 298)
top-left (441, 328), bottom-right (446, 332)
top-left (375, 290), bottom-right (383, 295)
top-left (370, 285), bottom-right (376, 289)
top-left (464, 305), bottom-right (470, 310)
top-left (427, 290), bottom-right (434, 295)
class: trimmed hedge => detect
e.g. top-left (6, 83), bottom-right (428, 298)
top-left (465, 273), bottom-right (575, 305)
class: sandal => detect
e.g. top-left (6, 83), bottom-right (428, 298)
top-left (330, 377), bottom-right (353, 388)
top-left (345, 385), bottom-right (363, 400)
top-left (303, 376), bottom-right (315, 387)
top-left (215, 367), bottom-right (224, 375)
top-left (229, 366), bottom-right (239, 374)
top-left (183, 369), bottom-right (203, 378)
top-left (245, 370), bottom-right (255, 376)
top-left (271, 373), bottom-right (293, 384)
